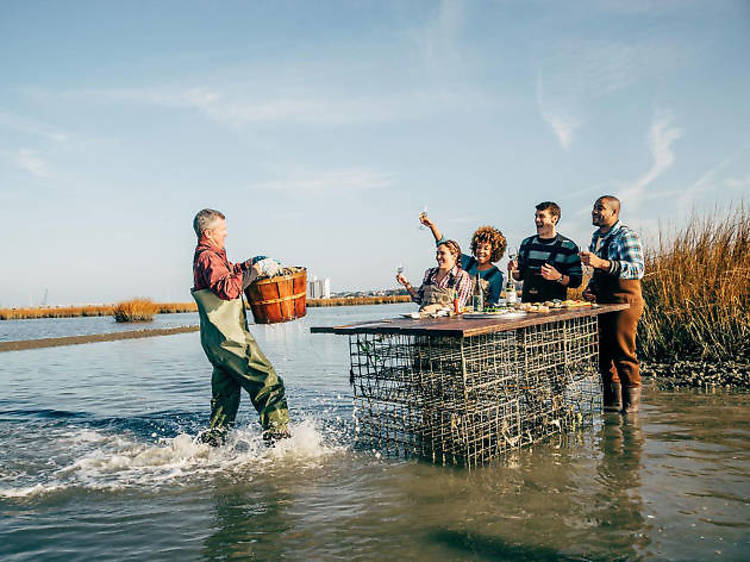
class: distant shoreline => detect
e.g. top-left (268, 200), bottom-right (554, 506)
top-left (0, 295), bottom-right (411, 321)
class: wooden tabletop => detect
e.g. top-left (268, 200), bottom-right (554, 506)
top-left (310, 303), bottom-right (629, 337)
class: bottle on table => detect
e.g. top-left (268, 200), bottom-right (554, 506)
top-left (472, 273), bottom-right (484, 312)
top-left (505, 275), bottom-right (517, 305)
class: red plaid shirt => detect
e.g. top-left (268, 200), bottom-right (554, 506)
top-left (192, 239), bottom-right (248, 301)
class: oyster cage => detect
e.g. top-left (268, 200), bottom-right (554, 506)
top-left (348, 316), bottom-right (601, 467)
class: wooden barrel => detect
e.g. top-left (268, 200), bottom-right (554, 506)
top-left (245, 268), bottom-right (307, 324)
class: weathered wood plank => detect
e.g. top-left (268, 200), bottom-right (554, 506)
top-left (311, 303), bottom-right (629, 337)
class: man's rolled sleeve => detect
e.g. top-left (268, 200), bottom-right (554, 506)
top-left (613, 231), bottom-right (644, 280)
top-left (199, 254), bottom-right (244, 300)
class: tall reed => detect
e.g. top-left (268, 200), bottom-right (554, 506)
top-left (638, 207), bottom-right (749, 362)
top-left (112, 298), bottom-right (159, 323)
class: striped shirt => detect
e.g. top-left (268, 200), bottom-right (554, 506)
top-left (413, 266), bottom-right (472, 307)
top-left (518, 234), bottom-right (583, 287)
top-left (588, 221), bottom-right (644, 280)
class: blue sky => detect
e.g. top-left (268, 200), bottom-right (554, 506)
top-left (1, 0), bottom-right (748, 307)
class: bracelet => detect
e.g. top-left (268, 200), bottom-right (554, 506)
top-left (557, 275), bottom-right (565, 283)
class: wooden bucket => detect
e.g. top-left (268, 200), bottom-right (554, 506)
top-left (245, 268), bottom-right (307, 324)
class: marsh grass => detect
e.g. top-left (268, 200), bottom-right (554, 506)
top-left (0, 302), bottom-right (197, 320)
top-left (638, 207), bottom-right (749, 362)
top-left (112, 298), bottom-right (159, 323)
top-left (0, 296), bottom-right (408, 320)
top-left (0, 305), bottom-right (116, 320)
top-left (307, 295), bottom-right (411, 307)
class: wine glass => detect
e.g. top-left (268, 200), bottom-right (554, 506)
top-left (396, 263), bottom-right (404, 275)
top-left (418, 206), bottom-right (428, 230)
top-left (507, 244), bottom-right (518, 271)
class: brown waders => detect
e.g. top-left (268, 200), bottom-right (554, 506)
top-left (595, 275), bottom-right (644, 414)
top-left (192, 289), bottom-right (289, 441)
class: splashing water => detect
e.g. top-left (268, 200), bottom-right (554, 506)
top-left (0, 419), bottom-right (346, 500)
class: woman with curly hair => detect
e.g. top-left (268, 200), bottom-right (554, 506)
top-left (419, 215), bottom-right (507, 304)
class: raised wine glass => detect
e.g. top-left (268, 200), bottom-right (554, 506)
top-left (418, 206), bottom-right (428, 230)
top-left (507, 246), bottom-right (518, 270)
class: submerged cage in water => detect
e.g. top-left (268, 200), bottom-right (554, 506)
top-left (347, 315), bottom-right (601, 467)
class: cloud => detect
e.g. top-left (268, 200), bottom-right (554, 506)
top-left (250, 169), bottom-right (394, 192)
top-left (412, 0), bottom-right (465, 69)
top-left (14, 149), bottom-right (52, 179)
top-left (676, 143), bottom-right (750, 211)
top-left (535, 69), bottom-right (584, 151)
top-left (617, 112), bottom-right (682, 206)
top-left (535, 38), bottom-right (683, 151)
top-left (0, 111), bottom-right (68, 142)
top-left (535, 72), bottom-right (582, 151)
top-left (535, 39), bottom-right (645, 150)
top-left (726, 174), bottom-right (750, 190)
top-left (53, 85), bottom-right (489, 127)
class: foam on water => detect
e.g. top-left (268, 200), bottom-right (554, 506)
top-left (0, 418), bottom-right (347, 500)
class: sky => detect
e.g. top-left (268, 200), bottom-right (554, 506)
top-left (1, 0), bottom-right (749, 307)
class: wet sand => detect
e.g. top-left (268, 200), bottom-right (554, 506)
top-left (0, 326), bottom-right (199, 352)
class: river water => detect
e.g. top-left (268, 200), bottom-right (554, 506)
top-left (1, 304), bottom-right (748, 560)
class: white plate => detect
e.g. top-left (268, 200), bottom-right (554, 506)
top-left (400, 312), bottom-right (422, 319)
top-left (463, 311), bottom-right (527, 319)
top-left (501, 311), bottom-right (528, 319)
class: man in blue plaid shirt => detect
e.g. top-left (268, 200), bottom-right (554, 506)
top-left (581, 196), bottom-right (645, 415)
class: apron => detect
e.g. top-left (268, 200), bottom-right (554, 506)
top-left (592, 236), bottom-right (644, 305)
top-left (521, 237), bottom-right (566, 302)
top-left (420, 285), bottom-right (455, 308)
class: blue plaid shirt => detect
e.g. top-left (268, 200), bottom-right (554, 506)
top-left (589, 221), bottom-right (644, 280)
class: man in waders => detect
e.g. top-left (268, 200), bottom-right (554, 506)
top-left (191, 208), bottom-right (290, 445)
top-left (508, 201), bottom-right (583, 302)
top-left (581, 196), bottom-right (645, 414)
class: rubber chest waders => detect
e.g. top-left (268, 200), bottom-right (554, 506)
top-left (592, 236), bottom-right (645, 388)
top-left (192, 288), bottom-right (289, 432)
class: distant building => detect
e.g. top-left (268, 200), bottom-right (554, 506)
top-left (308, 276), bottom-right (319, 299)
top-left (307, 276), bottom-right (331, 299)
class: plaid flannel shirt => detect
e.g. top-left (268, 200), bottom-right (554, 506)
top-left (193, 240), bottom-right (249, 301)
top-left (413, 266), bottom-right (472, 307)
top-left (588, 221), bottom-right (644, 280)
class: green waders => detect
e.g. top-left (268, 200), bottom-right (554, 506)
top-left (192, 289), bottom-right (289, 436)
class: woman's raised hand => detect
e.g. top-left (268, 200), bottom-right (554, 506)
top-left (396, 273), bottom-right (409, 286)
top-left (419, 214), bottom-right (435, 229)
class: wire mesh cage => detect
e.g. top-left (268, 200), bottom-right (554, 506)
top-left (349, 315), bottom-right (600, 467)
